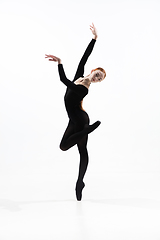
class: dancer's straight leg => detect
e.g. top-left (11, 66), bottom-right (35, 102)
top-left (77, 135), bottom-right (89, 182)
top-left (76, 135), bottom-right (88, 201)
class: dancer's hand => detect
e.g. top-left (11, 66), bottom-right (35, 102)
top-left (90, 23), bottom-right (98, 40)
top-left (45, 54), bottom-right (61, 64)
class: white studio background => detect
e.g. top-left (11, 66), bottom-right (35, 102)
top-left (0, 0), bottom-right (160, 175)
top-left (0, 0), bottom-right (160, 239)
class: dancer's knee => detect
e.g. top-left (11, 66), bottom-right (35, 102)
top-left (59, 142), bottom-right (68, 151)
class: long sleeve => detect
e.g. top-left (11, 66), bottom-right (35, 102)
top-left (58, 64), bottom-right (76, 89)
top-left (73, 38), bottom-right (96, 82)
top-left (58, 64), bottom-right (87, 96)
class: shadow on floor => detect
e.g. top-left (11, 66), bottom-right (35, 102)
top-left (0, 198), bottom-right (160, 212)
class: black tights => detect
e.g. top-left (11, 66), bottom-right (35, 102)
top-left (59, 119), bottom-right (100, 200)
top-left (60, 120), bottom-right (89, 182)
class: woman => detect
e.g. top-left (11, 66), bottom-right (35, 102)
top-left (45, 23), bottom-right (106, 201)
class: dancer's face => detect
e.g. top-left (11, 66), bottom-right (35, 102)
top-left (91, 70), bottom-right (105, 83)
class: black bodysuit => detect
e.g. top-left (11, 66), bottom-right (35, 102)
top-left (57, 38), bottom-right (97, 201)
top-left (58, 38), bottom-right (96, 130)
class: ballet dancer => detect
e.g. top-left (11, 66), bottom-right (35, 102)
top-left (45, 23), bottom-right (106, 201)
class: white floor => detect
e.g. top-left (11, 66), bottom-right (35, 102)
top-left (0, 172), bottom-right (160, 240)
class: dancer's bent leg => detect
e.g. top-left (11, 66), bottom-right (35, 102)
top-left (59, 120), bottom-right (75, 151)
top-left (60, 120), bottom-right (101, 151)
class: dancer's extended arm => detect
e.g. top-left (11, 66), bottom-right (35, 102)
top-left (58, 63), bottom-right (83, 92)
top-left (45, 54), bottom-right (87, 94)
top-left (45, 23), bottom-right (97, 91)
top-left (73, 39), bottom-right (96, 81)
top-left (73, 23), bottom-right (98, 81)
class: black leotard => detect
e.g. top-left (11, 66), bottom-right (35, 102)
top-left (58, 39), bottom-right (97, 200)
top-left (58, 39), bottom-right (96, 127)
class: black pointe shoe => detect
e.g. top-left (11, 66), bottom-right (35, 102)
top-left (85, 121), bottom-right (101, 134)
top-left (75, 181), bottom-right (85, 201)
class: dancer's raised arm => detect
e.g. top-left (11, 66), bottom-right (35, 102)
top-left (73, 23), bottom-right (98, 81)
top-left (90, 23), bottom-right (98, 40)
top-left (45, 23), bottom-right (98, 88)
